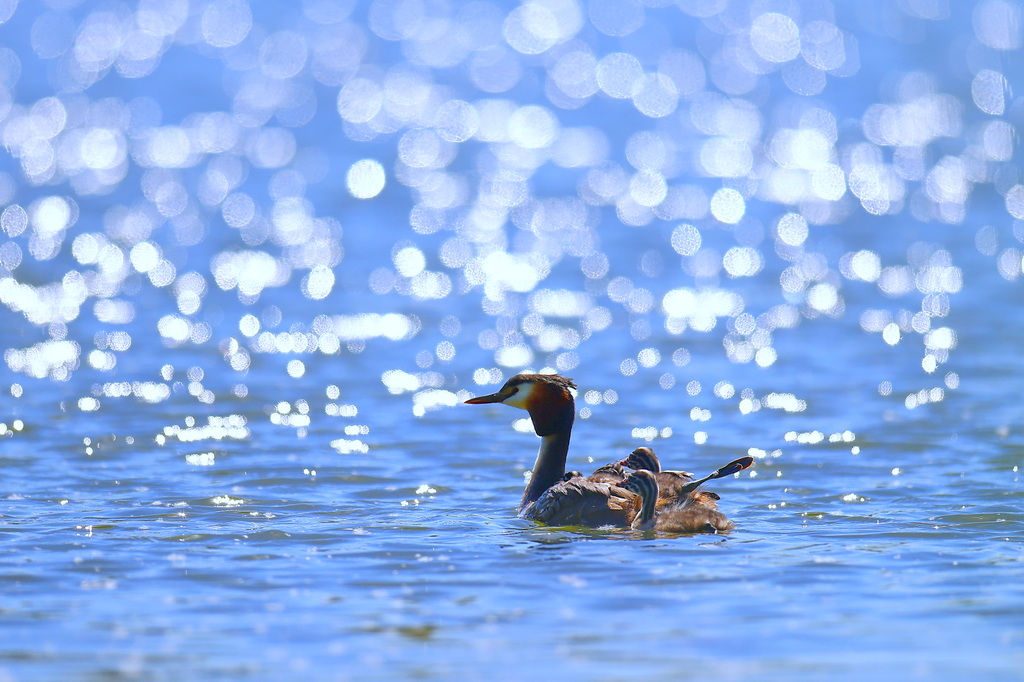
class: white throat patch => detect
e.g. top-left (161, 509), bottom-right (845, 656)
top-left (502, 381), bottom-right (537, 409)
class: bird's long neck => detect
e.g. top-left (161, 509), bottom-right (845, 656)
top-left (626, 473), bottom-right (659, 532)
top-left (633, 487), bottom-right (657, 530)
top-left (520, 430), bottom-right (571, 510)
top-left (519, 409), bottom-right (573, 511)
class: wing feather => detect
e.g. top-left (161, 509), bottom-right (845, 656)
top-left (521, 478), bottom-right (638, 527)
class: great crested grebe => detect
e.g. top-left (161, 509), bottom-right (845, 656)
top-left (465, 373), bottom-right (753, 530)
top-left (620, 469), bottom-right (735, 532)
top-left (622, 447), bottom-right (753, 511)
top-left (620, 455), bottom-right (754, 533)
top-left (465, 373), bottom-right (637, 526)
top-left (622, 446), bottom-right (693, 509)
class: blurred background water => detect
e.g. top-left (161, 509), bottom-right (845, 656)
top-left (0, 0), bottom-right (1023, 679)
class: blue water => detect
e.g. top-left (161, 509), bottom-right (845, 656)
top-left (1, 1), bottom-right (1024, 679)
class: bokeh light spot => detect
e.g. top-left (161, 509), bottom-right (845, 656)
top-left (347, 159), bottom-right (386, 199)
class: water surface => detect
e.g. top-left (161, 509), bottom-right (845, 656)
top-left (1, 1), bottom-right (1024, 679)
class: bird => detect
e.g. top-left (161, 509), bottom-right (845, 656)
top-left (465, 373), bottom-right (752, 530)
top-left (465, 374), bottom-right (639, 526)
top-left (620, 446), bottom-right (695, 509)
top-left (621, 447), bottom-right (753, 512)
top-left (619, 468), bottom-right (739, 534)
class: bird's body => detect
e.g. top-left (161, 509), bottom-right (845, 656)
top-left (657, 498), bottom-right (734, 533)
top-left (465, 373), bottom-right (751, 532)
top-left (524, 477), bottom-right (638, 526)
top-left (620, 469), bottom-right (736, 534)
top-left (585, 461), bottom-right (628, 485)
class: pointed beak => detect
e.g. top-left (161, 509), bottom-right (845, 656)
top-left (465, 390), bottom-right (507, 405)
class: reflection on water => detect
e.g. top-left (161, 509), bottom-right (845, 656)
top-left (1, 0), bottom-right (1024, 678)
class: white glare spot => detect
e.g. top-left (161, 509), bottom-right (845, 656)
top-left (670, 224), bottom-right (701, 256)
top-left (974, 0), bottom-right (1022, 50)
top-left (78, 397), bottom-right (100, 411)
top-left (202, 0), bottom-right (252, 48)
top-left (504, 3), bottom-right (564, 55)
top-left (185, 452), bottom-right (216, 466)
top-left (508, 105), bottom-right (558, 149)
top-left (394, 247), bottom-right (426, 277)
top-left (776, 213), bottom-right (808, 246)
top-left (751, 13), bottom-right (801, 63)
top-left (709, 188), bottom-right (745, 224)
top-left (303, 265), bottom-right (335, 300)
top-left (723, 247), bottom-right (763, 277)
top-left (882, 323), bottom-right (901, 346)
top-left (347, 159), bottom-right (386, 199)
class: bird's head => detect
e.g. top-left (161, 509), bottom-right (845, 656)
top-left (465, 373), bottom-right (576, 437)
